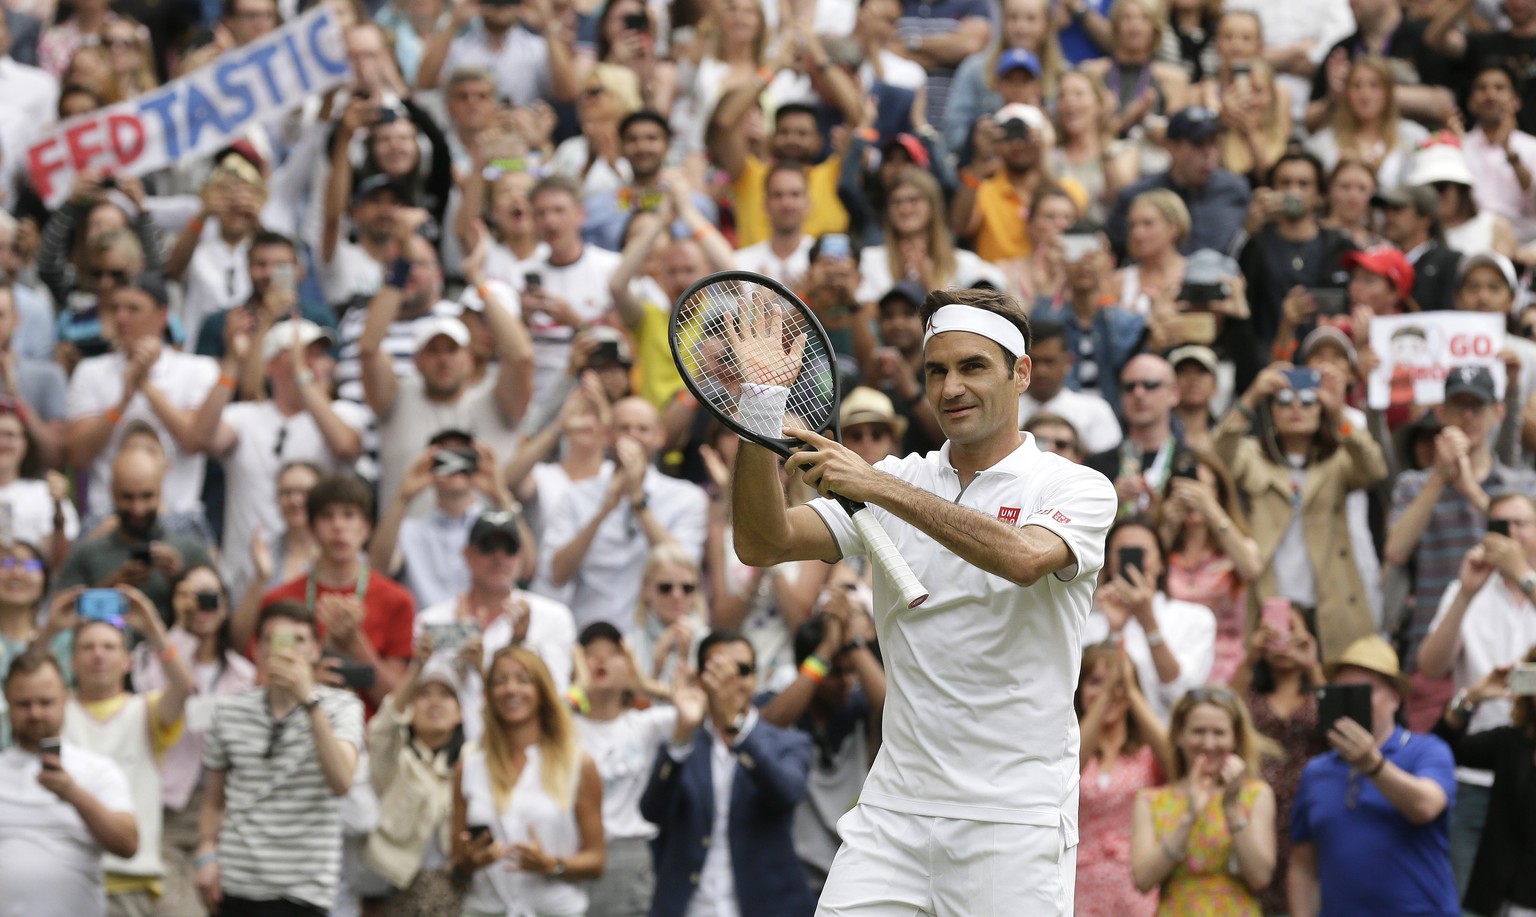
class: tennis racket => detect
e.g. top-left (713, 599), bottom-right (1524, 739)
top-left (669, 270), bottom-right (928, 609)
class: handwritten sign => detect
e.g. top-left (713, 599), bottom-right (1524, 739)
top-left (1366, 311), bottom-right (1505, 410)
top-left (27, 6), bottom-right (350, 206)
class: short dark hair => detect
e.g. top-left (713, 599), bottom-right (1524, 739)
top-left (3, 648), bottom-right (64, 692)
top-left (774, 102), bottom-right (819, 128)
top-left (619, 109), bottom-right (671, 140)
top-left (248, 230), bottom-right (297, 258)
top-left (257, 599), bottom-right (318, 640)
top-left (918, 288), bottom-right (1033, 367)
top-left (1267, 150), bottom-right (1327, 192)
top-left (1031, 319), bottom-right (1066, 348)
top-left (305, 474), bottom-right (373, 526)
top-left (530, 175), bottom-right (583, 206)
top-left (697, 629), bottom-right (755, 671)
top-left (1470, 57), bottom-right (1525, 96)
top-left (764, 160), bottom-right (808, 191)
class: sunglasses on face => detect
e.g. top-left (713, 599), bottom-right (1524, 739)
top-left (656, 581), bottom-right (697, 595)
top-left (733, 662), bottom-right (755, 677)
top-left (88, 268), bottom-right (132, 284)
top-left (1273, 388), bottom-right (1320, 407)
top-left (1035, 435), bottom-right (1076, 450)
top-left (0, 557), bottom-right (43, 573)
top-left (844, 426), bottom-right (892, 444)
top-left (1123, 379), bottom-right (1165, 393)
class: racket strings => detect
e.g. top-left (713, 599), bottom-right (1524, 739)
top-left (673, 278), bottom-right (837, 439)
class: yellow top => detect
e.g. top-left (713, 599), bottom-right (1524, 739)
top-left (731, 155), bottom-right (848, 248)
top-left (974, 173), bottom-right (1090, 263)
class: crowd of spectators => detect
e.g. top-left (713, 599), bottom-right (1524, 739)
top-left (1, 0), bottom-right (1536, 913)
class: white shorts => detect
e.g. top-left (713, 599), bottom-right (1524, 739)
top-left (816, 803), bottom-right (1076, 917)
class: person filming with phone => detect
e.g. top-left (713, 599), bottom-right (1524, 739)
top-left (0, 651), bottom-right (138, 917)
top-left (1288, 635), bottom-right (1459, 917)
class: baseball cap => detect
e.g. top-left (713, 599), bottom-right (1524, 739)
top-left (468, 510), bottom-right (522, 553)
top-left (261, 319), bottom-right (336, 364)
top-left (578, 621), bottom-right (625, 648)
top-left (880, 280), bottom-right (927, 311)
top-left (351, 174), bottom-right (407, 208)
top-left (412, 315), bottom-right (471, 351)
top-left (1458, 252), bottom-right (1519, 293)
top-left (882, 133), bottom-right (930, 169)
top-left (996, 49), bottom-right (1041, 78)
top-left (1166, 106), bottom-right (1224, 142)
top-left (1342, 246), bottom-right (1416, 303)
top-left (839, 386), bottom-right (908, 440)
top-left (1324, 635), bottom-right (1409, 697)
top-left (1298, 326), bottom-right (1358, 370)
top-left (1443, 364), bottom-right (1497, 404)
top-left (1371, 184), bottom-right (1437, 216)
top-left (1167, 344), bottom-right (1217, 374)
top-left (993, 103), bottom-right (1047, 141)
top-left (414, 659), bottom-right (460, 696)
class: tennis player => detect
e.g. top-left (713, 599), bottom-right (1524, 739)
top-left (732, 288), bottom-right (1116, 916)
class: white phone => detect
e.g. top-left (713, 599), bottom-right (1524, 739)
top-left (1510, 664), bottom-right (1536, 696)
top-left (1059, 233), bottom-right (1101, 264)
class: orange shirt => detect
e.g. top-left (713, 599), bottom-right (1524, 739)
top-left (974, 173), bottom-right (1090, 263)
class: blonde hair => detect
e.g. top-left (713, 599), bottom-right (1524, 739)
top-left (1333, 56), bottom-right (1402, 157)
top-left (481, 647), bottom-right (580, 810)
top-left (1168, 686), bottom-right (1280, 779)
top-left (635, 542), bottom-right (708, 628)
top-left (708, 0), bottom-right (766, 65)
top-left (1110, 0), bottom-right (1166, 54)
top-left (984, 0), bottom-right (1065, 98)
top-left (1129, 188), bottom-right (1191, 248)
top-left (1220, 59), bottom-right (1287, 175)
top-left (882, 170), bottom-right (957, 289)
top-left (1054, 69), bottom-right (1118, 147)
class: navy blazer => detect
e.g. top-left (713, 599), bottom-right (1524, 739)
top-left (639, 720), bottom-right (815, 917)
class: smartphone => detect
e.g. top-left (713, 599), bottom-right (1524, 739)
top-left (819, 233), bottom-right (851, 261)
top-left (335, 663), bottom-right (377, 692)
top-left (1260, 597), bottom-right (1293, 642)
top-left (196, 590), bottom-right (221, 611)
top-left (38, 736), bottom-right (61, 764)
top-left (425, 622), bottom-right (481, 653)
top-left (1316, 683), bottom-right (1373, 741)
top-left (1230, 62), bottom-right (1253, 80)
top-left (467, 824), bottom-right (492, 843)
top-left (1283, 368), bottom-right (1322, 390)
top-left (78, 589), bottom-right (127, 625)
top-left (130, 542), bottom-right (152, 565)
top-left (1308, 287), bottom-right (1349, 316)
top-left (1171, 452), bottom-right (1201, 481)
top-left (1176, 280), bottom-right (1229, 304)
top-left (271, 263), bottom-right (296, 296)
top-left (524, 271), bottom-right (542, 290)
top-left (1118, 546), bottom-right (1145, 581)
top-left (270, 630), bottom-right (297, 655)
top-left (432, 446), bottom-right (479, 477)
top-left (622, 11), bottom-right (649, 30)
top-left (1489, 518), bottom-right (1512, 537)
top-left (1509, 664), bottom-right (1536, 696)
top-left (1059, 233), bottom-right (1101, 264)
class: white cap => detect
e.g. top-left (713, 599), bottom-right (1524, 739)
top-left (1408, 143), bottom-right (1474, 187)
top-left (261, 319), bottom-right (335, 364)
top-left (412, 315), bottom-right (471, 352)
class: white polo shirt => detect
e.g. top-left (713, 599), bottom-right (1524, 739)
top-left (808, 434), bottom-right (1116, 835)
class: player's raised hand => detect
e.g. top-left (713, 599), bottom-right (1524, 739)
top-left (725, 295), bottom-right (807, 387)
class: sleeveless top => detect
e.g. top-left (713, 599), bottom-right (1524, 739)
top-left (461, 744), bottom-right (587, 916)
top-left (1140, 781), bottom-right (1265, 917)
top-left (63, 694), bottom-right (164, 878)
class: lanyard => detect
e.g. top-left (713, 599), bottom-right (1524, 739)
top-left (305, 561), bottom-right (370, 612)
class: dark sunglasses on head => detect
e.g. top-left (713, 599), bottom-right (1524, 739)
top-left (1186, 685), bottom-right (1237, 705)
top-left (264, 718), bottom-right (286, 759)
top-left (657, 581), bottom-right (697, 595)
top-left (1123, 379), bottom-right (1165, 392)
top-left (1273, 388), bottom-right (1320, 407)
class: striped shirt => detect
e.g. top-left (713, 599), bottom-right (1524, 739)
top-left (202, 687), bottom-right (364, 910)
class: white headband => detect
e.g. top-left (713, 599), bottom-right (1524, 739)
top-left (922, 304), bottom-right (1027, 357)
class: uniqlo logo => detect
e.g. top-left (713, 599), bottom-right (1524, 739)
top-left (998, 506), bottom-right (1021, 524)
top-left (1053, 510), bottom-right (1071, 524)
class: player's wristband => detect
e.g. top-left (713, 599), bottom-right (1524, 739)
top-left (799, 655), bottom-right (829, 684)
top-left (737, 383), bottom-right (790, 440)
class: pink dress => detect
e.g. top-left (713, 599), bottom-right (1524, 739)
top-left (1076, 744), bottom-right (1161, 917)
top-left (1167, 551), bottom-right (1247, 685)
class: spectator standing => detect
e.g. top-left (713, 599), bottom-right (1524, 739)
top-left (0, 652), bottom-right (138, 917)
top-left (1425, 0), bottom-right (1536, 137)
top-left (1032, 234), bottom-right (1147, 408)
top-left (733, 163), bottom-right (815, 285)
top-left (163, 155), bottom-right (267, 348)
top-left (1287, 636), bottom-right (1459, 917)
top-left (953, 104), bottom-right (1087, 264)
top-left (624, 542), bottom-right (710, 689)
top-left (196, 601), bottom-right (365, 917)
top-left (944, 0), bottom-right (1065, 151)
top-left (1087, 354), bottom-right (1181, 516)
top-left (1459, 62), bottom-right (1536, 247)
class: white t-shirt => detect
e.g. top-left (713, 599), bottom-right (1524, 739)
top-left (1019, 388), bottom-right (1124, 454)
top-left (576, 706), bottom-right (677, 841)
top-left (322, 239), bottom-right (385, 308)
top-left (1082, 593), bottom-right (1218, 724)
top-left (0, 478), bottom-right (80, 546)
top-left (855, 247), bottom-right (1008, 303)
top-left (734, 237), bottom-right (813, 287)
top-left (66, 349), bottom-right (221, 518)
top-left (0, 743), bottom-right (132, 917)
top-left (515, 246), bottom-right (625, 404)
top-left (484, 241), bottom-right (550, 290)
top-left (216, 400), bottom-right (371, 599)
top-left (179, 227), bottom-right (251, 347)
top-left (808, 434), bottom-right (1116, 833)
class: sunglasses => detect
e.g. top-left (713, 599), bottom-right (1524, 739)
top-left (0, 557), bottom-right (43, 573)
top-left (734, 662), bottom-right (755, 677)
top-left (1123, 379), bottom-right (1165, 392)
top-left (1273, 388), bottom-right (1320, 407)
top-left (1035, 435), bottom-right (1076, 450)
top-left (88, 268), bottom-right (132, 284)
top-left (1186, 685), bottom-right (1237, 704)
top-left (656, 581), bottom-right (697, 595)
top-left (264, 718), bottom-right (286, 759)
top-left (844, 426), bottom-right (892, 444)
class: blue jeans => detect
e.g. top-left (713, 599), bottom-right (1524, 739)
top-left (1451, 780), bottom-right (1491, 917)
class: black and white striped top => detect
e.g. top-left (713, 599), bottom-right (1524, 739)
top-left (202, 687), bottom-right (365, 911)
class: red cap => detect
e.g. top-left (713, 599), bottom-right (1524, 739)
top-left (884, 133), bottom-right (930, 170)
top-left (1342, 246), bottom-right (1415, 303)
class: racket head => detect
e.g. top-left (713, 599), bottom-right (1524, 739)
top-left (669, 270), bottom-right (843, 456)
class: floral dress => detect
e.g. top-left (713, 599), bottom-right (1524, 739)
top-left (1076, 745), bottom-right (1161, 917)
top-left (1141, 781), bottom-right (1265, 917)
top-left (1245, 688), bottom-right (1322, 916)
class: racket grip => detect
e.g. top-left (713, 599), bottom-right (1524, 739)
top-left (852, 508), bottom-right (928, 609)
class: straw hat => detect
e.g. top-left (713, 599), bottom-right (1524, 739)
top-left (839, 387), bottom-right (908, 440)
top-left (1324, 635), bottom-right (1409, 696)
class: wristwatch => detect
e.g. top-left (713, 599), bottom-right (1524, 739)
top-left (1519, 570), bottom-right (1536, 596)
top-left (300, 692), bottom-right (321, 713)
top-left (295, 368), bottom-right (316, 387)
top-left (549, 859), bottom-right (567, 879)
top-left (906, 35), bottom-right (922, 53)
top-left (1450, 688), bottom-right (1478, 717)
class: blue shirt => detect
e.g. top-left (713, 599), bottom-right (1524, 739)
top-left (1106, 169), bottom-right (1252, 260)
top-left (1290, 727), bottom-right (1459, 917)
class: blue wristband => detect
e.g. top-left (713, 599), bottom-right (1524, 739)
top-left (385, 257), bottom-right (412, 289)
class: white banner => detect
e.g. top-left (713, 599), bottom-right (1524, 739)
top-left (1365, 311), bottom-right (1505, 410)
top-left (27, 5), bottom-right (350, 207)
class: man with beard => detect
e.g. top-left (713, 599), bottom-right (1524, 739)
top-left (952, 103), bottom-right (1086, 263)
top-left (321, 175), bottom-right (405, 310)
top-left (1459, 62), bottom-right (1536, 246)
top-left (585, 111), bottom-right (719, 252)
top-left (164, 151), bottom-right (268, 347)
top-left (56, 447), bottom-right (214, 626)
top-left (360, 216), bottom-right (533, 515)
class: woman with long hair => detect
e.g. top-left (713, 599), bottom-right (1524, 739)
top-left (1075, 642), bottom-right (1173, 917)
top-left (1412, 141), bottom-right (1519, 259)
top-left (588, 0), bottom-right (678, 118)
top-left (1051, 69), bottom-right (1139, 222)
top-left (0, 540), bottom-right (51, 745)
top-left (1321, 157), bottom-right (1385, 249)
top-left (1157, 451), bottom-right (1263, 685)
top-left (132, 564), bottom-right (257, 917)
top-left (1116, 189), bottom-right (1189, 316)
top-left (452, 647), bottom-right (604, 916)
top-left (1130, 687), bottom-right (1278, 914)
top-left (0, 402), bottom-right (76, 564)
top-left (944, 0), bottom-right (1066, 150)
top-left (1215, 362), bottom-right (1388, 662)
top-left (1155, 0), bottom-right (1221, 84)
top-left (855, 170), bottom-right (1004, 302)
top-left (99, 16), bottom-right (158, 98)
top-left (678, 0), bottom-right (769, 155)
top-left (1081, 0), bottom-right (1190, 139)
top-left (627, 542), bottom-right (709, 687)
top-left (1305, 56), bottom-right (1428, 193)
top-left (1231, 603), bottom-right (1325, 917)
top-left (1217, 60), bottom-right (1292, 184)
